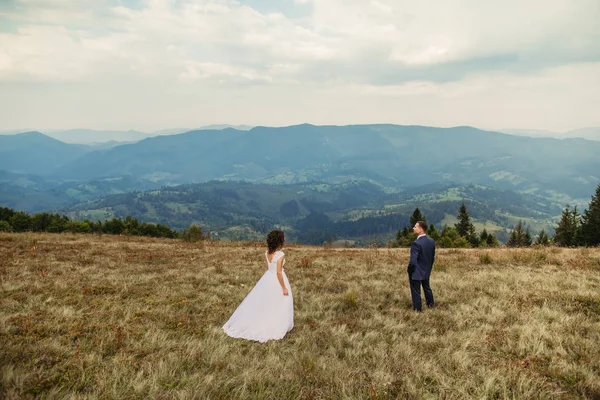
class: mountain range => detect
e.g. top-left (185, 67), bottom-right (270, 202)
top-left (500, 127), bottom-right (600, 141)
top-left (0, 125), bottom-right (254, 144)
top-left (3, 124), bottom-right (597, 194)
top-left (1, 124), bottom-right (598, 242)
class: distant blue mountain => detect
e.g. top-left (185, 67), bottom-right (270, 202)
top-left (0, 132), bottom-right (91, 175)
top-left (49, 124), bottom-right (600, 197)
top-left (2, 125), bottom-right (599, 199)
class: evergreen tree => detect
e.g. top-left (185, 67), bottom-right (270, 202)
top-left (507, 229), bottom-right (518, 247)
top-left (123, 216), bottom-right (140, 235)
top-left (486, 233), bottom-right (499, 247)
top-left (103, 218), bottom-right (125, 235)
top-left (468, 224), bottom-right (480, 247)
top-left (580, 183), bottom-right (600, 246)
top-left (428, 223), bottom-right (439, 241)
top-left (524, 228), bottom-right (532, 246)
top-left (534, 229), bottom-right (550, 246)
top-left (410, 208), bottom-right (425, 226)
top-left (455, 202), bottom-right (475, 238)
top-left (480, 229), bottom-right (489, 244)
top-left (554, 204), bottom-right (580, 246)
top-left (396, 226), bottom-right (409, 243)
top-left (31, 212), bottom-right (52, 232)
top-left (455, 202), bottom-right (478, 246)
top-left (396, 229), bottom-right (417, 247)
top-left (479, 229), bottom-right (498, 247)
top-left (507, 221), bottom-right (527, 247)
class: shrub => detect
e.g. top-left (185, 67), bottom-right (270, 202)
top-left (182, 225), bottom-right (203, 242)
top-left (0, 221), bottom-right (13, 232)
top-left (103, 218), bottom-right (125, 235)
top-left (9, 212), bottom-right (31, 232)
top-left (453, 236), bottom-right (471, 248)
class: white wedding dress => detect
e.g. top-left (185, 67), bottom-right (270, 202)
top-left (222, 250), bottom-right (294, 343)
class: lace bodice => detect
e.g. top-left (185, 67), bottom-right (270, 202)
top-left (265, 250), bottom-right (285, 272)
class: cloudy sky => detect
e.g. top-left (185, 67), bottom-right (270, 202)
top-left (0, 0), bottom-right (599, 132)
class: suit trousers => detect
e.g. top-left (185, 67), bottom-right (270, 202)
top-left (408, 275), bottom-right (434, 312)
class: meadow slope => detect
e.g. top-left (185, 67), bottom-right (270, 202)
top-left (1, 233), bottom-right (599, 399)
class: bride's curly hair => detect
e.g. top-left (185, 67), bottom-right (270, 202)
top-left (266, 230), bottom-right (285, 254)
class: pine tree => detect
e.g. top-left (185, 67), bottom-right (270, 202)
top-left (468, 224), bottom-right (480, 247)
top-left (480, 229), bottom-right (489, 243)
top-left (580, 183), bottom-right (600, 246)
top-left (410, 208), bottom-right (425, 226)
top-left (486, 232), bottom-right (499, 247)
top-left (428, 223), bottom-right (439, 241)
top-left (455, 202), bottom-right (475, 238)
top-left (534, 229), bottom-right (550, 246)
top-left (524, 228), bottom-right (532, 246)
top-left (395, 229), bottom-right (403, 243)
top-left (507, 221), bottom-right (526, 247)
top-left (554, 204), bottom-right (580, 246)
top-left (507, 229), bottom-right (518, 247)
top-left (396, 226), bottom-right (409, 242)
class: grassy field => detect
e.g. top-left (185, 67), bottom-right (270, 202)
top-left (1, 233), bottom-right (599, 399)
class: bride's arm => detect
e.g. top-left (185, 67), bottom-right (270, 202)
top-left (276, 257), bottom-right (289, 296)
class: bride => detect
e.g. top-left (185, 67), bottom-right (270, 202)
top-left (222, 230), bottom-right (294, 342)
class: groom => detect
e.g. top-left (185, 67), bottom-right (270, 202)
top-left (407, 220), bottom-right (436, 312)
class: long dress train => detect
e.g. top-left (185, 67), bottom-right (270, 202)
top-left (222, 250), bottom-right (294, 343)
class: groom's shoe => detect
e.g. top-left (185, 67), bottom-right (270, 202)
top-left (427, 303), bottom-right (435, 309)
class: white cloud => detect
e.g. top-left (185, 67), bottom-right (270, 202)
top-left (302, 0), bottom-right (600, 66)
top-left (0, 25), bottom-right (138, 81)
top-left (2, 0), bottom-right (598, 81)
top-left (179, 61), bottom-right (272, 83)
top-left (0, 0), bottom-right (598, 130)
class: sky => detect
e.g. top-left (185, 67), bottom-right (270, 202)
top-left (0, 0), bottom-right (599, 132)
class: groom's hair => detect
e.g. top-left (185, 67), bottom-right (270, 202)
top-left (417, 221), bottom-right (428, 233)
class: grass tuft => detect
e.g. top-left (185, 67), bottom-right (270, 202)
top-left (479, 253), bottom-right (494, 265)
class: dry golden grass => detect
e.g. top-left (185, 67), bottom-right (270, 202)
top-left (1, 233), bottom-right (599, 399)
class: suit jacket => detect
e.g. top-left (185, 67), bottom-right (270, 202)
top-left (407, 235), bottom-right (436, 280)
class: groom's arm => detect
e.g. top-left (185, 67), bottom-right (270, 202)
top-left (407, 241), bottom-right (419, 274)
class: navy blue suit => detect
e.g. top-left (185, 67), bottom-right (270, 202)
top-left (407, 235), bottom-right (436, 311)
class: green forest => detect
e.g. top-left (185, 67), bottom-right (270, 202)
top-left (3, 182), bottom-right (598, 247)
